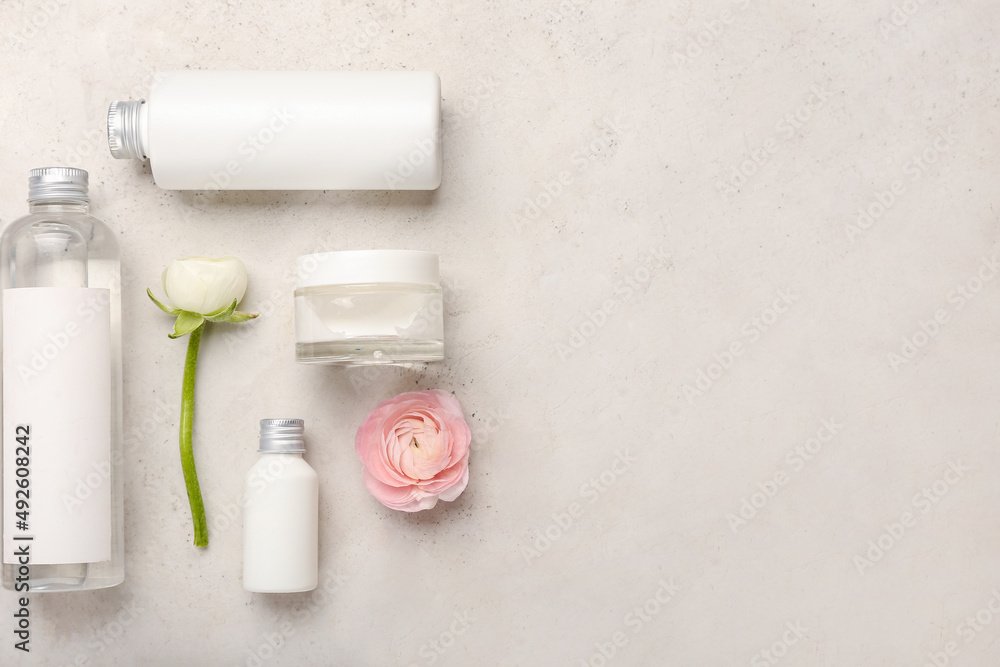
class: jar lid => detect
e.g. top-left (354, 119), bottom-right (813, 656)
top-left (297, 250), bottom-right (439, 288)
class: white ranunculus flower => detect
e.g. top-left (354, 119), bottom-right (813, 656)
top-left (162, 256), bottom-right (248, 315)
top-left (148, 255), bottom-right (258, 547)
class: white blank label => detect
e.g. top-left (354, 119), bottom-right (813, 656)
top-left (3, 287), bottom-right (112, 564)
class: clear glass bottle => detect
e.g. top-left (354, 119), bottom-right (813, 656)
top-left (243, 419), bottom-right (318, 593)
top-left (1, 168), bottom-right (124, 591)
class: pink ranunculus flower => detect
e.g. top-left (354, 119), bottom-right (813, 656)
top-left (355, 390), bottom-right (472, 512)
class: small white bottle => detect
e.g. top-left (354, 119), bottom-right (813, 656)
top-left (107, 70), bottom-right (442, 190)
top-left (243, 419), bottom-right (318, 593)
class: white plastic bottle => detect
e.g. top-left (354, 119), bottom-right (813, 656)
top-left (243, 419), bottom-right (318, 593)
top-left (1, 168), bottom-right (124, 592)
top-left (107, 70), bottom-right (442, 190)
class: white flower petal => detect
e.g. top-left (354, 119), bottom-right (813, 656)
top-left (162, 256), bottom-right (248, 315)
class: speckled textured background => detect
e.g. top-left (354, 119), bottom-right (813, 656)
top-left (1, 0), bottom-right (1000, 665)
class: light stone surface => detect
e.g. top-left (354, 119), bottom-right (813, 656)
top-left (1, 0), bottom-right (999, 665)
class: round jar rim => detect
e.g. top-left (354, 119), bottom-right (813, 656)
top-left (297, 250), bottom-right (439, 288)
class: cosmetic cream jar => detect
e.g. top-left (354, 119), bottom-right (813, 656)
top-left (294, 250), bottom-right (444, 365)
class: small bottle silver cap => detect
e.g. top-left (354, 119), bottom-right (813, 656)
top-left (27, 167), bottom-right (89, 203)
top-left (107, 99), bottom-right (146, 159)
top-left (259, 419), bottom-right (306, 453)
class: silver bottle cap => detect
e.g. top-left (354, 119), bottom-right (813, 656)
top-left (107, 99), bottom-right (146, 159)
top-left (258, 419), bottom-right (306, 453)
top-left (27, 167), bottom-right (89, 203)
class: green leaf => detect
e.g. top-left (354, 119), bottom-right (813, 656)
top-left (204, 299), bottom-right (238, 322)
top-left (169, 311), bottom-right (205, 339)
top-left (222, 310), bottom-right (259, 323)
top-left (148, 288), bottom-right (181, 315)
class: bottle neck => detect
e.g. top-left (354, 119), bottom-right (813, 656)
top-left (28, 200), bottom-right (89, 214)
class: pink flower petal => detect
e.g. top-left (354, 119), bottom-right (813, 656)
top-left (355, 390), bottom-right (472, 512)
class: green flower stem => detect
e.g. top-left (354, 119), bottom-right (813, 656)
top-left (180, 322), bottom-right (208, 547)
